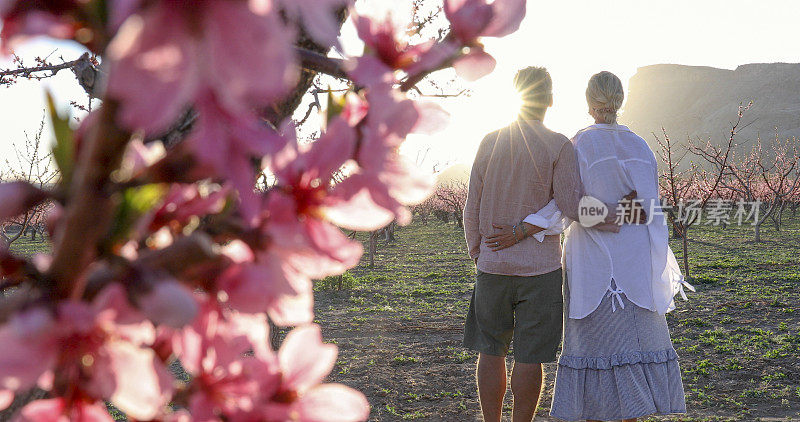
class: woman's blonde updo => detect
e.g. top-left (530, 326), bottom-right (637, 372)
top-left (586, 71), bottom-right (624, 124)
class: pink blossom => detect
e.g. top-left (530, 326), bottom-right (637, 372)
top-left (266, 119), bottom-right (365, 261)
top-left (16, 398), bottom-right (113, 422)
top-left (139, 183), bottom-right (229, 236)
top-left (0, 285), bottom-right (172, 420)
top-left (189, 92), bottom-right (285, 222)
top-left (342, 92), bottom-right (369, 126)
top-left (444, 0), bottom-right (527, 43)
top-left (453, 46), bottom-right (497, 81)
top-left (217, 256), bottom-right (313, 326)
top-left (348, 55), bottom-right (396, 89)
top-left (354, 12), bottom-right (435, 71)
top-left (433, 0), bottom-right (525, 82)
top-left (260, 325), bottom-right (370, 421)
top-left (0, 2), bottom-right (80, 51)
top-left (107, 0), bottom-right (297, 134)
top-left (412, 102), bottom-right (451, 135)
top-left (0, 182), bottom-right (49, 221)
top-left (173, 303), bottom-right (276, 420)
top-left (0, 389), bottom-right (11, 411)
top-left (215, 119), bottom-right (378, 323)
top-left (331, 87), bottom-right (434, 225)
top-left (137, 279), bottom-right (199, 328)
top-left (480, 0), bottom-right (528, 38)
top-left (0, 308), bottom-right (57, 393)
top-left (0, 0), bottom-right (143, 51)
top-left (276, 0), bottom-right (350, 48)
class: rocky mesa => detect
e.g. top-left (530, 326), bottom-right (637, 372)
top-left (620, 63), bottom-right (800, 152)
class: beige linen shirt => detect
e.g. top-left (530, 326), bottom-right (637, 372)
top-left (463, 119), bottom-right (582, 276)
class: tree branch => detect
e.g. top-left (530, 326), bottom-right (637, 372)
top-left (297, 47), bottom-right (348, 80)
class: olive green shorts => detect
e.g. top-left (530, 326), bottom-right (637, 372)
top-left (463, 268), bottom-right (564, 364)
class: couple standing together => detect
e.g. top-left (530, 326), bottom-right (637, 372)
top-left (462, 68), bottom-right (691, 421)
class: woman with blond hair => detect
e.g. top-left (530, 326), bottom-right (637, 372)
top-left (546, 71), bottom-right (688, 421)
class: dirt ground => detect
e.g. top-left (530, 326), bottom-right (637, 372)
top-left (314, 219), bottom-right (800, 421)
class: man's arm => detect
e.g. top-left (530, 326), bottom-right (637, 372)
top-left (552, 140), bottom-right (583, 222)
top-left (463, 138), bottom-right (488, 261)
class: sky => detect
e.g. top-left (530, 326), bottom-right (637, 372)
top-left (2, 0), bottom-right (800, 173)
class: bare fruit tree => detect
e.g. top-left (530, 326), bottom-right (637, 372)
top-left (1, 116), bottom-right (59, 246)
top-left (658, 104), bottom-right (749, 278)
top-left (435, 181), bottom-right (468, 228)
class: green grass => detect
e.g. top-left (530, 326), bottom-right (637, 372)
top-left (316, 215), bottom-right (800, 420)
top-left (6, 236), bottom-right (50, 256)
top-left (6, 212), bottom-right (798, 421)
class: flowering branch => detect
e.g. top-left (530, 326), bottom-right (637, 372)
top-left (0, 0), bottom-right (527, 420)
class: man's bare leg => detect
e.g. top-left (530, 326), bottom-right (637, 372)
top-left (477, 353), bottom-right (506, 422)
top-left (510, 362), bottom-right (543, 422)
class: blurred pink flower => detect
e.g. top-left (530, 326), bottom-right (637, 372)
top-left (444, 0), bottom-right (527, 42)
top-left (354, 13), bottom-right (435, 72)
top-left (348, 54), bottom-right (396, 89)
top-left (217, 254), bottom-right (314, 326)
top-left (0, 0), bottom-right (146, 51)
top-left (267, 119), bottom-right (366, 254)
top-left (332, 87), bottom-right (433, 225)
top-left (260, 325), bottom-right (370, 421)
top-left (276, 0), bottom-right (351, 48)
top-left (0, 285), bottom-right (172, 420)
top-left (0, 2), bottom-right (80, 51)
top-left (173, 303), bottom-right (276, 420)
top-left (0, 389), bottom-right (11, 411)
top-left (173, 307), bottom-right (368, 420)
top-left (0, 182), bottom-right (49, 221)
top-left (138, 279), bottom-right (199, 328)
top-left (189, 92), bottom-right (285, 222)
top-left (453, 46), bottom-right (496, 81)
top-left (429, 0), bottom-right (525, 82)
top-left (140, 183), bottom-right (229, 236)
top-left (16, 398), bottom-right (113, 422)
top-left (107, 0), bottom-right (297, 134)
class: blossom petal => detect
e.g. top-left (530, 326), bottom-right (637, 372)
top-left (324, 185), bottom-right (395, 231)
top-left (205, 1), bottom-right (297, 109)
top-left (453, 48), bottom-right (496, 81)
top-left (0, 322), bottom-right (56, 392)
top-left (139, 280), bottom-right (199, 328)
top-left (104, 341), bottom-right (174, 420)
top-left (412, 102), bottom-right (450, 135)
top-left (279, 325), bottom-right (337, 393)
top-left (266, 283), bottom-right (314, 327)
top-left (0, 182), bottom-right (49, 221)
top-left (0, 389), bottom-right (12, 411)
top-left (277, 0), bottom-right (349, 48)
top-left (107, 8), bottom-right (199, 133)
top-left (294, 384), bottom-right (370, 422)
top-left (483, 0), bottom-right (527, 38)
top-left (16, 398), bottom-right (113, 422)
